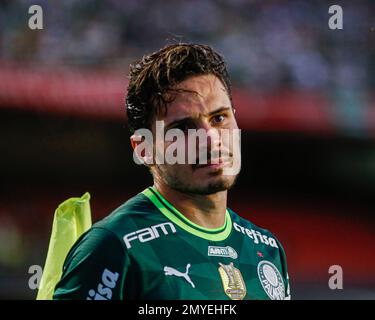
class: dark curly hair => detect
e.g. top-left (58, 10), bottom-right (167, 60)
top-left (125, 43), bottom-right (232, 133)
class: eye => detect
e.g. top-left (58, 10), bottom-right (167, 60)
top-left (211, 114), bottom-right (226, 125)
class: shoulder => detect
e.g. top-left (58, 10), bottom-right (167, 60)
top-left (64, 191), bottom-right (163, 263)
top-left (228, 208), bottom-right (282, 250)
top-left (93, 191), bottom-right (164, 238)
top-left (227, 207), bottom-right (290, 280)
top-left (71, 191), bottom-right (168, 251)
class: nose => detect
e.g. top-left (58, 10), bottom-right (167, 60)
top-left (196, 122), bottom-right (221, 155)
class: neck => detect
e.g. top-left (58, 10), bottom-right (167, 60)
top-left (153, 182), bottom-right (228, 229)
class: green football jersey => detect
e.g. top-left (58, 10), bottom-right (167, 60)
top-left (53, 187), bottom-right (291, 300)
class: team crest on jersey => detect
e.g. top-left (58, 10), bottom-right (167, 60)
top-left (208, 246), bottom-right (238, 259)
top-left (257, 260), bottom-right (285, 300)
top-left (218, 262), bottom-right (246, 300)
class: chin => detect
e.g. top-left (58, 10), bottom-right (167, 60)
top-left (189, 176), bottom-right (237, 195)
top-left (164, 169), bottom-right (239, 195)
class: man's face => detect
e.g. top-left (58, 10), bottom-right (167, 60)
top-left (150, 74), bottom-right (241, 195)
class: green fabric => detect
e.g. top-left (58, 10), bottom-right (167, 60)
top-left (142, 187), bottom-right (232, 241)
top-left (37, 192), bottom-right (92, 300)
top-left (53, 188), bottom-right (291, 300)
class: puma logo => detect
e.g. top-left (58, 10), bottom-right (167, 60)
top-left (164, 263), bottom-right (195, 288)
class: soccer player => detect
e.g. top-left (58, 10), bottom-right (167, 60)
top-left (53, 43), bottom-right (290, 300)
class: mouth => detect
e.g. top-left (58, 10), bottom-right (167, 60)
top-left (193, 157), bottom-right (231, 170)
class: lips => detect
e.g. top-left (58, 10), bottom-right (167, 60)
top-left (194, 157), bottom-right (231, 169)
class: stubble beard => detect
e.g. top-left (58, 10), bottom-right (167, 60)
top-left (156, 165), bottom-right (239, 195)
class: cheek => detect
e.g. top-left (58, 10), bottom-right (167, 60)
top-left (226, 118), bottom-right (239, 133)
top-left (160, 163), bottom-right (193, 176)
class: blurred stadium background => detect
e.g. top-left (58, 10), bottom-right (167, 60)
top-left (0, 0), bottom-right (374, 299)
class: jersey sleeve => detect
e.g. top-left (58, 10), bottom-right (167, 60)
top-left (53, 227), bottom-right (128, 300)
top-left (276, 239), bottom-right (291, 300)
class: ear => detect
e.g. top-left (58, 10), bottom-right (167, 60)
top-left (130, 134), bottom-right (138, 151)
top-left (130, 133), bottom-right (154, 166)
top-left (232, 107), bottom-right (239, 124)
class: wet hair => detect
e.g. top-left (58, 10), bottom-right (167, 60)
top-left (126, 43), bottom-right (231, 133)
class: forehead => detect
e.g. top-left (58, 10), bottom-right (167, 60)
top-left (158, 74), bottom-right (231, 122)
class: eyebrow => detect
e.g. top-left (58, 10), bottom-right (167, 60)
top-left (165, 106), bottom-right (232, 130)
